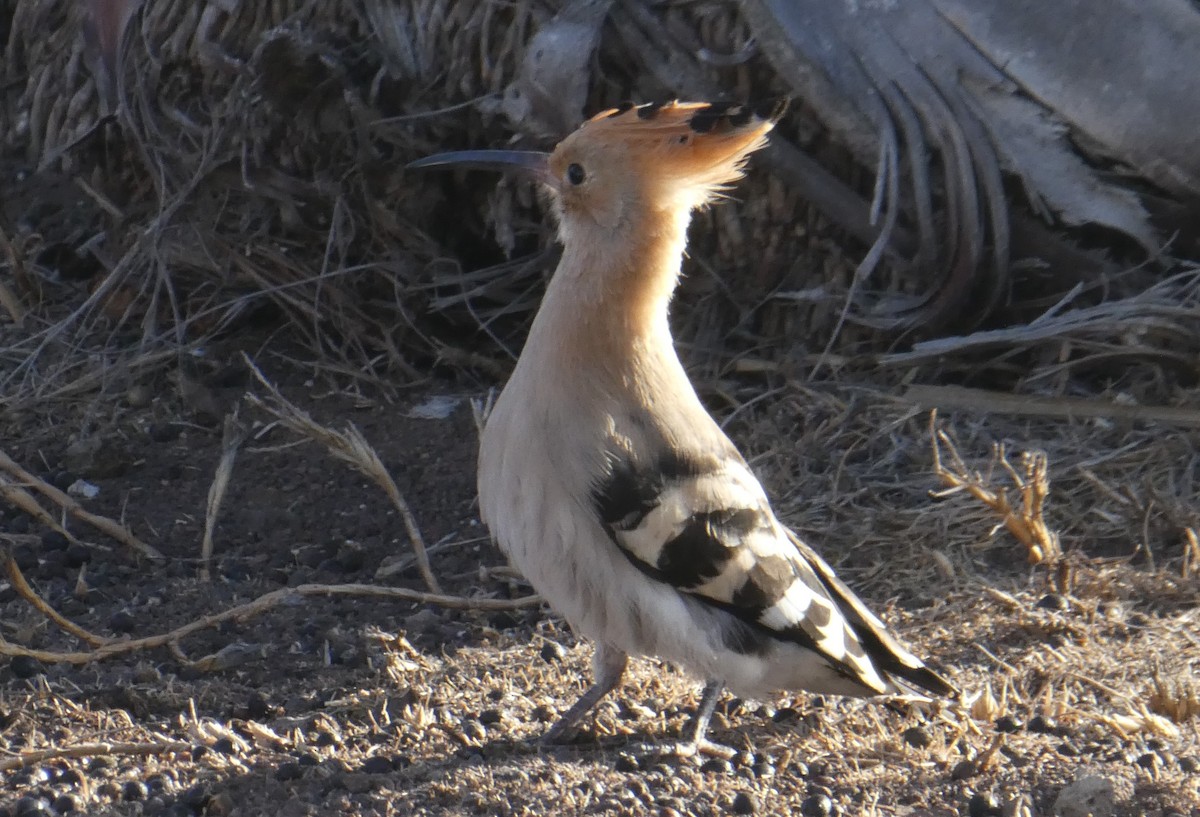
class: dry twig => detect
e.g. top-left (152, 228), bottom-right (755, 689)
top-left (0, 568), bottom-right (539, 666)
top-left (242, 354), bottom-right (442, 593)
top-left (2, 545), bottom-right (111, 647)
top-left (199, 408), bottom-right (248, 581)
top-left (0, 740), bottom-right (193, 773)
top-left (0, 449), bottom-right (162, 560)
top-left (928, 411), bottom-right (1064, 582)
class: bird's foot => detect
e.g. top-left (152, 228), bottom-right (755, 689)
top-left (670, 736), bottom-right (738, 760)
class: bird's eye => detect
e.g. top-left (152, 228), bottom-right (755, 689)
top-left (566, 163), bottom-right (586, 186)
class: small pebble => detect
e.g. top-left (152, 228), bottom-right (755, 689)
top-left (751, 762), bottom-right (775, 779)
top-left (57, 768), bottom-right (83, 788)
top-left (88, 757), bottom-right (112, 775)
top-left (1135, 752), bottom-right (1159, 770)
top-left (1036, 593), bottom-right (1069, 611)
top-left (1178, 756), bottom-right (1198, 773)
top-left (10, 655), bottom-right (44, 679)
top-left (190, 745), bottom-right (208, 762)
top-left (730, 791), bottom-right (758, 815)
top-left (212, 738), bottom-right (237, 755)
top-left (968, 792), bottom-right (1002, 817)
top-left (902, 726), bottom-right (933, 749)
top-left (800, 794), bottom-right (833, 817)
top-left (539, 642), bottom-right (566, 663)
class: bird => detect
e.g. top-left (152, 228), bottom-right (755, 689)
top-left (409, 100), bottom-right (956, 757)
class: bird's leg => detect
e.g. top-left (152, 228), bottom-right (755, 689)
top-left (673, 679), bottom-right (737, 759)
top-left (542, 643), bottom-right (628, 744)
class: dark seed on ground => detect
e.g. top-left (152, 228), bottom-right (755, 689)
top-left (478, 708), bottom-right (504, 725)
top-left (539, 642), bottom-right (566, 663)
top-left (994, 716), bottom-right (1022, 733)
top-left (1036, 593), bottom-right (1068, 611)
top-left (1027, 715), bottom-right (1058, 734)
top-left (64, 544), bottom-right (91, 568)
top-left (123, 780), bottom-right (147, 801)
top-left (752, 762), bottom-right (775, 779)
top-left (180, 784), bottom-right (210, 811)
top-left (87, 757), bottom-right (111, 775)
top-left (246, 692), bottom-right (270, 720)
top-left (206, 792), bottom-right (234, 816)
top-left (1057, 741), bottom-right (1079, 757)
top-left (730, 791), bottom-right (758, 814)
top-left (359, 756), bottom-right (394, 775)
top-left (51, 793), bottom-right (81, 814)
top-left (275, 762), bottom-right (304, 781)
top-left (614, 754), bottom-right (640, 773)
top-left (951, 760), bottom-right (978, 779)
top-left (40, 531), bottom-right (69, 551)
top-left (97, 781), bottom-right (122, 799)
top-left (1136, 752), bottom-right (1160, 769)
top-left (14, 797), bottom-right (50, 817)
top-left (700, 758), bottom-right (733, 775)
top-left (902, 726), bottom-right (933, 748)
top-left (212, 738), bottom-right (237, 755)
top-left (771, 706), bottom-right (800, 723)
top-left (296, 753), bottom-right (319, 767)
top-left (10, 655), bottom-right (44, 679)
top-left (190, 745), bottom-right (207, 762)
top-left (801, 794), bottom-right (833, 817)
top-left (57, 768), bottom-right (83, 788)
top-left (1178, 756), bottom-right (1198, 773)
top-left (108, 610), bottom-right (137, 634)
top-left (968, 792), bottom-right (1002, 817)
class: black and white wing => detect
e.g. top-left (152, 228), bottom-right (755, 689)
top-left (593, 446), bottom-right (955, 698)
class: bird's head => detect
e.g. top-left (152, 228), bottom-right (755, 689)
top-left (410, 100), bottom-right (782, 243)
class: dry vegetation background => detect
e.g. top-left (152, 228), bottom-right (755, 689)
top-left (1, 1), bottom-right (1199, 816)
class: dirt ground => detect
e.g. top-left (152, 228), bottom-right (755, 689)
top-left (1, 341), bottom-right (1198, 816)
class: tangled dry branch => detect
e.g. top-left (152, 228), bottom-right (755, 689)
top-left (928, 411), bottom-right (1066, 587)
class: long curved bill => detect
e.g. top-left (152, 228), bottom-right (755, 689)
top-left (407, 150), bottom-right (552, 185)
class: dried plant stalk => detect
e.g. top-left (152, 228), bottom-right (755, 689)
top-left (0, 549), bottom-right (538, 667)
top-left (242, 354), bottom-right (442, 594)
top-left (1148, 671), bottom-right (1200, 724)
top-left (0, 740), bottom-right (193, 773)
top-left (929, 411), bottom-right (1064, 575)
top-left (199, 409), bottom-right (248, 581)
top-left (0, 449), bottom-right (162, 560)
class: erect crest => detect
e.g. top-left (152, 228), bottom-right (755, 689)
top-left (556, 100), bottom-right (786, 199)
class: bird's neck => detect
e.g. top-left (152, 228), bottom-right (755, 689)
top-left (533, 206), bottom-right (693, 364)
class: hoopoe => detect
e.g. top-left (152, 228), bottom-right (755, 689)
top-left (411, 101), bottom-right (955, 756)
